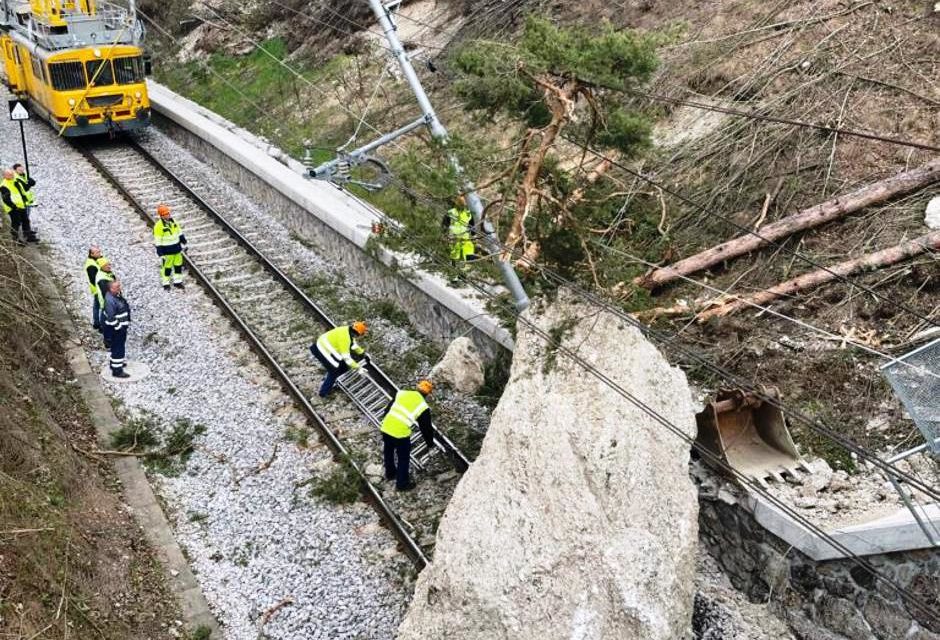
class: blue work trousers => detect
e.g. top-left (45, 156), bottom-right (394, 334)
top-left (310, 344), bottom-right (349, 397)
top-left (383, 433), bottom-right (412, 489)
top-left (110, 328), bottom-right (127, 373)
top-left (92, 294), bottom-right (101, 329)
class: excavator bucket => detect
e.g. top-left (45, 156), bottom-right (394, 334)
top-left (696, 389), bottom-right (809, 486)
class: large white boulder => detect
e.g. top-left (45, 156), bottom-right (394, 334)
top-left (430, 336), bottom-right (485, 394)
top-left (398, 291), bottom-right (700, 640)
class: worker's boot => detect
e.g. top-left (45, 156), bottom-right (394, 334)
top-left (111, 369), bottom-right (130, 379)
top-left (173, 282), bottom-right (185, 290)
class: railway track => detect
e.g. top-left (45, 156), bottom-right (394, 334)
top-left (77, 138), bottom-right (472, 568)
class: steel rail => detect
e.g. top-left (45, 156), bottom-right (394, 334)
top-left (77, 141), bottom-right (431, 569)
top-left (124, 139), bottom-right (471, 473)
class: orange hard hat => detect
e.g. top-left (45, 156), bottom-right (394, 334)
top-left (417, 379), bottom-right (433, 395)
top-left (352, 321), bottom-right (368, 336)
top-left (157, 204), bottom-right (171, 218)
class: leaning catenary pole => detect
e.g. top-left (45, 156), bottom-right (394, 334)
top-left (366, 0), bottom-right (530, 311)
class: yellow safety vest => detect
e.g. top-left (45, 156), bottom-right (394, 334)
top-left (95, 270), bottom-right (115, 305)
top-left (447, 208), bottom-right (473, 240)
top-left (14, 173), bottom-right (35, 206)
top-left (84, 257), bottom-right (98, 293)
top-left (381, 389), bottom-right (428, 439)
top-left (316, 326), bottom-right (363, 369)
top-left (1, 178), bottom-right (24, 214)
top-left (153, 218), bottom-right (182, 247)
top-left (85, 256), bottom-right (109, 293)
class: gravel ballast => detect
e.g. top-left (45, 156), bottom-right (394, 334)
top-left (1, 108), bottom-right (411, 639)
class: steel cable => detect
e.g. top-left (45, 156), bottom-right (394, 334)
top-left (359, 200), bottom-right (940, 628)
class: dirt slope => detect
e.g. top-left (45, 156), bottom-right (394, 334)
top-left (0, 243), bottom-right (179, 639)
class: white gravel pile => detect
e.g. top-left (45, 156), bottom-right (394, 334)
top-left (0, 113), bottom-right (411, 638)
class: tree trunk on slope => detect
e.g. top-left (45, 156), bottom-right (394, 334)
top-left (635, 158), bottom-right (940, 290)
top-left (501, 79), bottom-right (577, 263)
top-left (696, 230), bottom-right (940, 321)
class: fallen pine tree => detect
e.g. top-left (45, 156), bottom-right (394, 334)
top-left (635, 158), bottom-right (940, 290)
top-left (695, 230), bottom-right (940, 321)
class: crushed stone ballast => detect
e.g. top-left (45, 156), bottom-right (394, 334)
top-left (76, 137), bottom-right (470, 566)
top-left (6, 109), bottom-right (411, 639)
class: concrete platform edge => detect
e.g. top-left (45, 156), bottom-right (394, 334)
top-left (742, 491), bottom-right (940, 561)
top-left (30, 245), bottom-right (221, 638)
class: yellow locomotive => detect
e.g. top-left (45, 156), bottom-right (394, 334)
top-left (0, 0), bottom-right (150, 136)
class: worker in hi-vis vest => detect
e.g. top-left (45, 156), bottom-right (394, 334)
top-left (84, 245), bottom-right (108, 331)
top-left (309, 322), bottom-right (369, 397)
top-left (441, 194), bottom-right (477, 271)
top-left (153, 204), bottom-right (187, 290)
top-left (1, 168), bottom-right (35, 244)
top-left (380, 380), bottom-right (434, 491)
top-left (95, 259), bottom-right (117, 348)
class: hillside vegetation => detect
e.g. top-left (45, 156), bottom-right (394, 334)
top-left (142, 0), bottom-right (940, 465)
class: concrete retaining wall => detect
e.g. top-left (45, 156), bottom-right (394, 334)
top-left (146, 82), bottom-right (512, 359)
top-left (700, 490), bottom-right (940, 640)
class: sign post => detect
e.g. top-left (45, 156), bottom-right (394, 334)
top-left (8, 99), bottom-right (30, 175)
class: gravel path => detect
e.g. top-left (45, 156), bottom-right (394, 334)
top-left (0, 106), bottom-right (412, 639)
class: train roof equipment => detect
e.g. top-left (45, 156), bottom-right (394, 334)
top-left (0, 0), bottom-right (143, 52)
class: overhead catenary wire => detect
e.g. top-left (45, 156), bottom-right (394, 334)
top-left (338, 65), bottom-right (391, 152)
top-left (177, 2), bottom-right (940, 497)
top-left (260, 0), bottom-right (391, 52)
top-left (326, 1), bottom-right (447, 50)
top-left (346, 4), bottom-right (940, 330)
top-left (385, 174), bottom-right (940, 503)
top-left (138, 6), bottom-right (340, 153)
top-left (622, 88), bottom-right (940, 154)
top-left (558, 134), bottom-right (940, 330)
top-left (374, 0), bottom-right (938, 154)
top-left (198, 4), bottom-right (394, 144)
top-left (138, 3), bottom-right (940, 619)
top-left (357, 201), bottom-right (940, 628)
top-left (261, 0), bottom-right (446, 52)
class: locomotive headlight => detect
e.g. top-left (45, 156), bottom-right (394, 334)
top-left (134, 91), bottom-right (141, 99)
top-left (93, 48), bottom-right (101, 57)
top-left (68, 98), bottom-right (76, 106)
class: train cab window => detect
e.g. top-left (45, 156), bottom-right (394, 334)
top-left (85, 59), bottom-right (114, 86)
top-left (113, 56), bottom-right (143, 84)
top-left (49, 61), bottom-right (86, 90)
top-left (30, 57), bottom-right (43, 82)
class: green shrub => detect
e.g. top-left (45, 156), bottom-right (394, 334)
top-left (309, 455), bottom-right (362, 504)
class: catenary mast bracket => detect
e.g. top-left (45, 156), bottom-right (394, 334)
top-left (307, 0), bottom-right (530, 311)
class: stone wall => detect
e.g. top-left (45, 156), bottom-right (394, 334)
top-left (699, 492), bottom-right (940, 640)
top-left (150, 111), bottom-right (510, 361)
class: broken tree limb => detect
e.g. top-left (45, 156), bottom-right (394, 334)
top-left (635, 158), bottom-right (940, 289)
top-left (696, 230), bottom-right (940, 321)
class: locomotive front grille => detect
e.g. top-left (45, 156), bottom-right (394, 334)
top-left (86, 94), bottom-right (123, 107)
